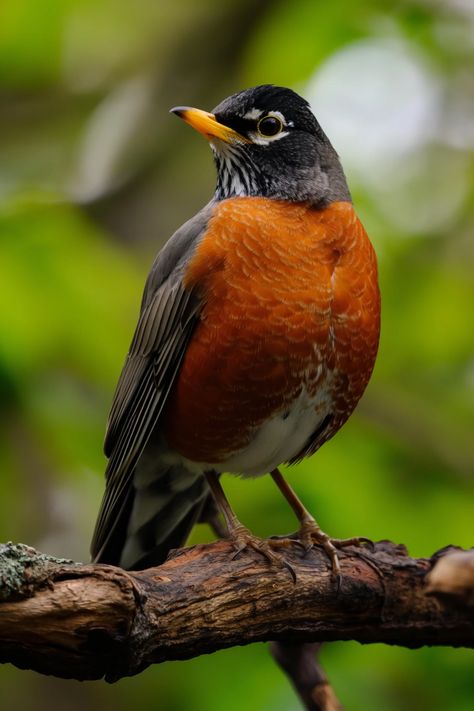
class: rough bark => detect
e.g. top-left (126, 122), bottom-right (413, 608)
top-left (0, 540), bottom-right (472, 684)
top-left (270, 641), bottom-right (345, 711)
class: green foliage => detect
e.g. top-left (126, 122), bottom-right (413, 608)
top-left (0, 0), bottom-right (473, 709)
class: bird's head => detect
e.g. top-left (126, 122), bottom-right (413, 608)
top-left (171, 84), bottom-right (350, 206)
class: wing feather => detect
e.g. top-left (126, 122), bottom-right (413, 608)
top-left (90, 205), bottom-right (212, 563)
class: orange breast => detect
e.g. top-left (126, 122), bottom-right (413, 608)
top-left (162, 198), bottom-right (380, 463)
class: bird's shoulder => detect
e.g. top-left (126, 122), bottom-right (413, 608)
top-left (140, 200), bottom-right (216, 307)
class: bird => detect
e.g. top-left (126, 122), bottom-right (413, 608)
top-left (90, 84), bottom-right (380, 582)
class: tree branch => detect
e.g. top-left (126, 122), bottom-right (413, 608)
top-left (0, 540), bottom-right (472, 683)
top-left (270, 641), bottom-right (344, 711)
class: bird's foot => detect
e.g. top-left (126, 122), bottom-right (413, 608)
top-left (229, 524), bottom-right (297, 582)
top-left (297, 517), bottom-right (373, 588)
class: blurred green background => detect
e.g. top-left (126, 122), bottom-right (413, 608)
top-left (0, 0), bottom-right (473, 709)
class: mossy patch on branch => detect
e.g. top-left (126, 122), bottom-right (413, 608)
top-left (0, 542), bottom-right (76, 601)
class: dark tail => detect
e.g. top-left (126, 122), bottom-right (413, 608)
top-left (91, 460), bottom-right (208, 571)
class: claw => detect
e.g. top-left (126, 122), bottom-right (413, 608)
top-left (283, 560), bottom-right (297, 584)
top-left (296, 518), bottom-right (372, 583)
top-left (330, 535), bottom-right (374, 550)
top-left (269, 534), bottom-right (307, 554)
top-left (229, 526), bottom-right (296, 582)
top-left (358, 537), bottom-right (375, 551)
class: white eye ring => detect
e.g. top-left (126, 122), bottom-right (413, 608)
top-left (250, 111), bottom-right (289, 145)
top-left (257, 115), bottom-right (283, 137)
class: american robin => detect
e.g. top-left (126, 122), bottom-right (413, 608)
top-left (91, 85), bottom-right (380, 581)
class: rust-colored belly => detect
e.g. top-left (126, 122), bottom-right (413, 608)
top-left (162, 197), bottom-right (380, 465)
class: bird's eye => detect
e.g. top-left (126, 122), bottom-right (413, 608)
top-left (257, 115), bottom-right (283, 137)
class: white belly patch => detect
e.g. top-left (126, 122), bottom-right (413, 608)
top-left (165, 378), bottom-right (335, 478)
top-left (215, 384), bottom-right (333, 476)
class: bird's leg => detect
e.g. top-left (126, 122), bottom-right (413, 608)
top-left (270, 468), bottom-right (372, 581)
top-left (198, 491), bottom-right (229, 539)
top-left (204, 471), bottom-right (296, 579)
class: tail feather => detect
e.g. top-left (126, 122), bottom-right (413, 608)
top-left (91, 485), bottom-right (135, 567)
top-left (92, 461), bottom-right (208, 571)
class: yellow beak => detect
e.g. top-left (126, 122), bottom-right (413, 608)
top-left (170, 106), bottom-right (248, 144)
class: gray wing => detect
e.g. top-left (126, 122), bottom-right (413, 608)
top-left (90, 203), bottom-right (213, 563)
